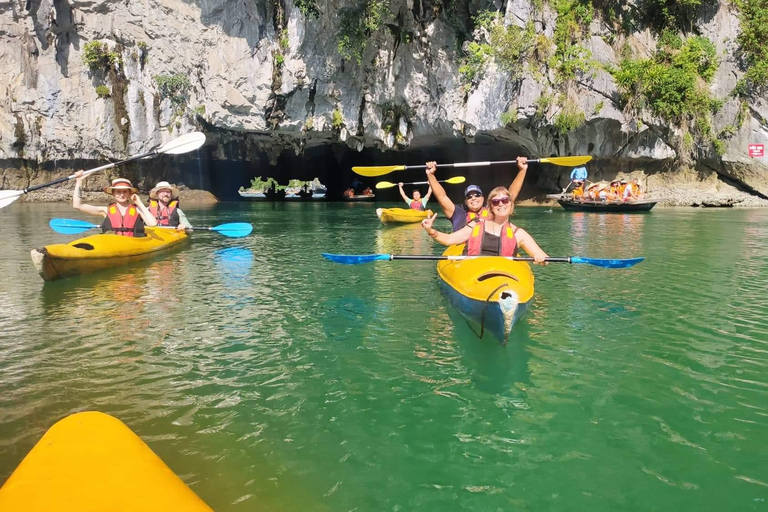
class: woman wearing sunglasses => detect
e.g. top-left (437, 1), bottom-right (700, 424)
top-left (424, 156), bottom-right (529, 232)
top-left (421, 186), bottom-right (549, 263)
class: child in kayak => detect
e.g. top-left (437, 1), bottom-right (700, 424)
top-left (73, 171), bottom-right (157, 237)
top-left (398, 182), bottom-right (432, 211)
top-left (421, 186), bottom-right (549, 264)
top-left (424, 156), bottom-right (529, 232)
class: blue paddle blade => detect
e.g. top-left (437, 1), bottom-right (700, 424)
top-left (49, 218), bottom-right (99, 234)
top-left (571, 256), bottom-right (645, 268)
top-left (210, 223), bottom-right (253, 238)
top-left (321, 253), bottom-right (392, 265)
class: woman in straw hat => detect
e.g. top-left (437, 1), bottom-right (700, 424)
top-left (148, 181), bottom-right (191, 230)
top-left (73, 171), bottom-right (156, 237)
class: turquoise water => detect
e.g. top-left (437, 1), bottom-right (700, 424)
top-left (1, 202), bottom-right (767, 510)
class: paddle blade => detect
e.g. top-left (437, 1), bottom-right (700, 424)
top-left (210, 222), bottom-right (253, 238)
top-left (375, 181), bottom-right (397, 190)
top-left (571, 256), bottom-right (644, 268)
top-left (351, 165), bottom-right (406, 177)
top-left (445, 176), bottom-right (466, 184)
top-left (0, 190), bottom-right (23, 209)
top-left (158, 132), bottom-right (206, 155)
top-left (537, 156), bottom-right (593, 167)
top-left (322, 253), bottom-right (391, 265)
top-left (49, 218), bottom-right (99, 234)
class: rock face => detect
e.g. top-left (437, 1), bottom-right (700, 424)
top-left (1, 0), bottom-right (767, 206)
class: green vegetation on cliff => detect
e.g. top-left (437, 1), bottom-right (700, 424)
top-left (337, 0), bottom-right (389, 63)
top-left (612, 35), bottom-right (721, 159)
top-left (733, 0), bottom-right (768, 93)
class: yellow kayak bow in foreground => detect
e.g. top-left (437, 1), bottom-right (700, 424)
top-left (0, 411), bottom-right (212, 511)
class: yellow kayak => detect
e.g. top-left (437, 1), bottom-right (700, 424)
top-left (30, 227), bottom-right (189, 281)
top-left (436, 244), bottom-right (534, 344)
top-left (0, 411), bottom-right (212, 511)
top-left (376, 207), bottom-right (433, 224)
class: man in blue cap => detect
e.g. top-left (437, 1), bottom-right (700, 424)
top-left (425, 157), bottom-right (529, 232)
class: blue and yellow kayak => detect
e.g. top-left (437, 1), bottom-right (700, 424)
top-left (436, 244), bottom-right (534, 344)
top-left (0, 412), bottom-right (212, 511)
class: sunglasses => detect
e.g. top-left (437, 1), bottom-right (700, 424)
top-left (465, 192), bottom-right (483, 200)
top-left (490, 196), bottom-right (510, 206)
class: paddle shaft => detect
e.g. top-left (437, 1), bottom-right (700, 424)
top-left (399, 161), bottom-right (517, 171)
top-left (390, 255), bottom-right (572, 263)
top-left (23, 149), bottom-right (162, 194)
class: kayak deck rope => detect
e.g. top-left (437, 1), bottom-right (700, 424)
top-left (467, 282), bottom-right (509, 340)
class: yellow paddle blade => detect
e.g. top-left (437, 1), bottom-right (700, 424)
top-left (351, 165), bottom-right (406, 177)
top-left (445, 176), bottom-right (466, 184)
top-left (537, 155), bottom-right (592, 167)
top-left (375, 181), bottom-right (397, 190)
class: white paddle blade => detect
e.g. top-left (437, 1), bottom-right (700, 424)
top-left (159, 132), bottom-right (206, 155)
top-left (0, 190), bottom-right (23, 209)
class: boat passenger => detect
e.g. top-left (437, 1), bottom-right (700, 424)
top-left (572, 183), bottom-right (585, 201)
top-left (569, 166), bottom-right (588, 191)
top-left (421, 186), bottom-right (549, 264)
top-left (148, 181), bottom-right (192, 231)
top-left (362, 187), bottom-right (374, 196)
top-left (425, 156), bottom-right (529, 232)
top-left (398, 183), bottom-right (433, 211)
top-left (73, 171), bottom-right (156, 237)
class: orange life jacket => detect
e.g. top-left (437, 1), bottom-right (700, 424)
top-left (149, 199), bottom-right (179, 226)
top-left (410, 199), bottom-right (425, 211)
top-left (102, 203), bottom-right (141, 237)
top-left (464, 220), bottom-right (519, 256)
top-left (466, 207), bottom-right (490, 223)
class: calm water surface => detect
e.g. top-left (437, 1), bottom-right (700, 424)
top-left (1, 202), bottom-right (767, 511)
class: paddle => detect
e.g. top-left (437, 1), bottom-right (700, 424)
top-left (0, 132), bottom-right (206, 209)
top-left (49, 219), bottom-right (253, 238)
top-left (376, 177), bottom-right (466, 190)
top-left (321, 253), bottom-right (644, 269)
top-left (352, 156), bottom-right (593, 177)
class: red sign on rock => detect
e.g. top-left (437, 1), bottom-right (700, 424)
top-left (748, 144), bottom-right (764, 157)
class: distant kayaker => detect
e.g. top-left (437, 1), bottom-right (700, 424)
top-left (72, 171), bottom-right (156, 237)
top-left (425, 156), bottom-right (529, 232)
top-left (421, 186), bottom-right (549, 264)
top-left (148, 181), bottom-right (192, 231)
top-left (398, 182), bottom-right (433, 211)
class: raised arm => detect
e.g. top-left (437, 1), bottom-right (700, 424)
top-left (397, 183), bottom-right (410, 204)
top-left (425, 162), bottom-right (456, 218)
top-left (421, 213), bottom-right (472, 246)
top-left (423, 185), bottom-right (433, 203)
top-left (72, 171), bottom-right (107, 217)
top-left (515, 228), bottom-right (549, 264)
top-left (509, 156), bottom-right (528, 203)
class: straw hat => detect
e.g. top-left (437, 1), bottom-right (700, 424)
top-left (104, 178), bottom-right (138, 195)
top-left (149, 181), bottom-right (180, 200)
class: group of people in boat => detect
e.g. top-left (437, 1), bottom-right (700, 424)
top-left (343, 187), bottom-right (374, 198)
top-left (568, 167), bottom-right (644, 202)
top-left (401, 157), bottom-right (550, 264)
top-left (72, 171), bottom-right (191, 237)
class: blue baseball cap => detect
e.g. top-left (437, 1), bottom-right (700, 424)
top-left (464, 185), bottom-right (483, 197)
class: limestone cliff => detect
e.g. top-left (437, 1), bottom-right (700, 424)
top-left (1, 0), bottom-right (767, 205)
